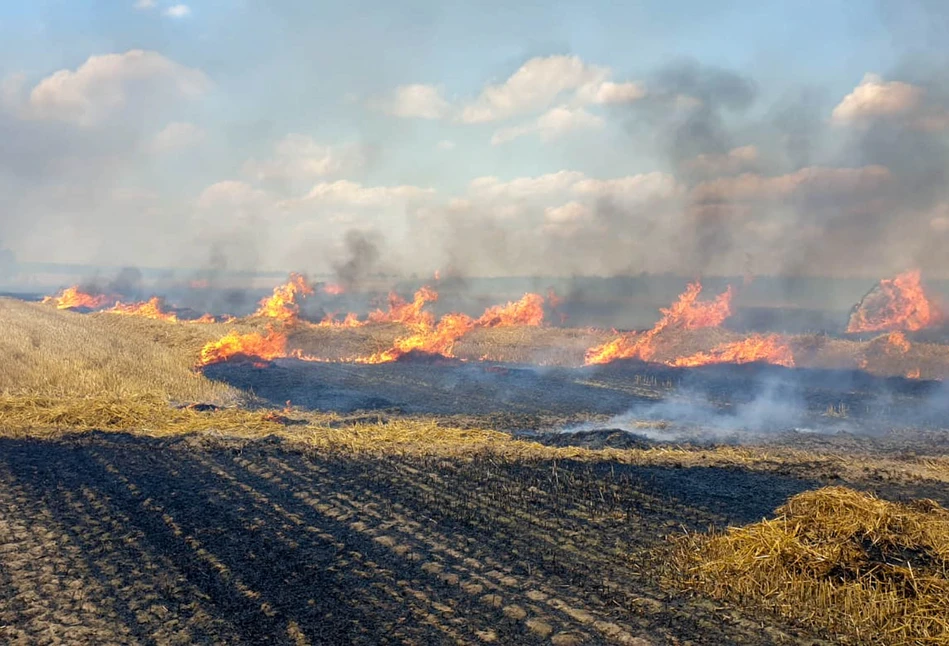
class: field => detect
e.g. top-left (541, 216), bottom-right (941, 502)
top-left (2, 296), bottom-right (949, 644)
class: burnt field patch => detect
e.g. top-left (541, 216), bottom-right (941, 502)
top-left (0, 433), bottom-right (830, 645)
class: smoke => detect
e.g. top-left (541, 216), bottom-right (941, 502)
top-left (332, 229), bottom-right (383, 290)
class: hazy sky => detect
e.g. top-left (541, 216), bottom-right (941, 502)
top-left (1, 1), bottom-right (948, 278)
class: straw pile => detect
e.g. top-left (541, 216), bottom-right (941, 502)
top-left (675, 486), bottom-right (949, 644)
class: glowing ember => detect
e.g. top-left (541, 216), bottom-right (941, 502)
top-left (476, 293), bottom-right (545, 327)
top-left (367, 287), bottom-right (438, 326)
top-left (322, 283), bottom-right (346, 295)
top-left (585, 282), bottom-right (734, 365)
top-left (358, 313), bottom-right (475, 364)
top-left (671, 334), bottom-right (795, 368)
top-left (105, 297), bottom-right (178, 322)
top-left (254, 273), bottom-right (314, 322)
top-left (42, 286), bottom-right (112, 310)
top-left (198, 328), bottom-right (288, 366)
top-left (847, 270), bottom-right (941, 333)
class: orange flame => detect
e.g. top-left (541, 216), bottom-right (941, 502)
top-left (476, 293), bottom-right (545, 327)
top-left (585, 282), bottom-right (734, 365)
top-left (885, 331), bottom-right (911, 354)
top-left (105, 297), bottom-right (178, 322)
top-left (191, 313), bottom-right (218, 324)
top-left (906, 368), bottom-right (921, 379)
top-left (367, 287), bottom-right (438, 326)
top-left (671, 334), bottom-right (794, 368)
top-left (253, 273), bottom-right (314, 322)
top-left (42, 286), bottom-right (112, 310)
top-left (847, 270), bottom-right (941, 333)
top-left (358, 313), bottom-right (475, 364)
top-left (198, 328), bottom-right (288, 366)
top-left (322, 283), bottom-right (346, 295)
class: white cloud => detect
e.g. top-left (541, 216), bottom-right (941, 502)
top-left (691, 165), bottom-right (891, 203)
top-left (545, 201), bottom-right (592, 223)
top-left (242, 134), bottom-right (366, 184)
top-left (149, 121), bottom-right (205, 152)
top-left (832, 73), bottom-right (923, 123)
top-left (682, 145), bottom-right (759, 176)
top-left (25, 49), bottom-right (209, 126)
top-left (283, 180), bottom-right (435, 209)
top-left (134, 0), bottom-right (156, 9)
top-left (491, 105), bottom-right (604, 145)
top-left (460, 55), bottom-right (643, 123)
top-left (436, 139), bottom-right (455, 151)
top-left (163, 4), bottom-right (190, 18)
top-left (572, 172), bottom-right (681, 203)
top-left (196, 181), bottom-right (267, 209)
top-left (469, 170), bottom-right (586, 201)
top-left (378, 84), bottom-right (449, 119)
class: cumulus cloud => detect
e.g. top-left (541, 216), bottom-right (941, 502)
top-left (23, 50), bottom-right (209, 126)
top-left (149, 121), bottom-right (205, 152)
top-left (242, 134), bottom-right (367, 188)
top-left (196, 180), bottom-right (268, 210)
top-left (376, 84), bottom-right (449, 119)
top-left (282, 180), bottom-right (435, 209)
top-left (690, 165), bottom-right (891, 204)
top-left (460, 55), bottom-right (643, 123)
top-left (491, 105), bottom-right (604, 145)
top-left (163, 4), bottom-right (190, 18)
top-left (831, 73), bottom-right (949, 131)
top-left (682, 145), bottom-right (759, 176)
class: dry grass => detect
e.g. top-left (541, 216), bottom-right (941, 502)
top-left (674, 486), bottom-right (949, 644)
top-left (0, 298), bottom-right (261, 402)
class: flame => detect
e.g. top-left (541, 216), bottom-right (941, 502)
top-left (253, 273), bottom-right (314, 322)
top-left (585, 282), bottom-right (734, 365)
top-left (358, 313), bottom-right (475, 364)
top-left (906, 368), bottom-right (921, 379)
top-left (42, 286), bottom-right (112, 310)
top-left (198, 328), bottom-right (288, 367)
top-left (671, 334), bottom-right (795, 368)
top-left (886, 331), bottom-right (911, 354)
top-left (847, 270), bottom-right (941, 333)
top-left (191, 313), bottom-right (217, 324)
top-left (322, 283), bottom-right (346, 295)
top-left (434, 269), bottom-right (441, 281)
top-left (105, 297), bottom-right (178, 322)
top-left (367, 287), bottom-right (438, 326)
top-left (476, 293), bottom-right (545, 327)
top-left (316, 312), bottom-right (365, 328)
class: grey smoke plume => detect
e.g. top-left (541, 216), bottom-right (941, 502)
top-left (332, 229), bottom-right (382, 290)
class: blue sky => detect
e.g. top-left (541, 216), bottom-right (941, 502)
top-left (1, 1), bottom-right (947, 278)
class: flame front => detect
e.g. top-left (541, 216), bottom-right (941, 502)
top-left (42, 286), bottom-right (112, 310)
top-left (847, 270), bottom-right (941, 333)
top-left (368, 287), bottom-right (438, 326)
top-left (671, 334), bottom-right (794, 368)
top-left (198, 328), bottom-right (288, 366)
top-left (886, 331), bottom-right (911, 354)
top-left (585, 282), bottom-right (734, 365)
top-left (317, 312), bottom-right (365, 327)
top-left (254, 273), bottom-right (314, 322)
top-left (476, 293), bottom-right (545, 327)
top-left (358, 313), bottom-right (475, 364)
top-left (105, 297), bottom-right (179, 322)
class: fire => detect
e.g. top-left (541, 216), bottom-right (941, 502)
top-left (105, 297), bottom-right (178, 322)
top-left (358, 313), bottom-right (475, 364)
top-left (585, 282), bottom-right (734, 365)
top-left (42, 286), bottom-right (112, 310)
top-left (317, 312), bottom-right (365, 328)
top-left (367, 287), bottom-right (438, 326)
top-left (906, 368), bottom-right (921, 379)
top-left (198, 328), bottom-right (288, 367)
top-left (886, 331), bottom-right (911, 354)
top-left (671, 334), bottom-right (795, 368)
top-left (191, 313), bottom-right (217, 324)
top-left (847, 270), bottom-right (941, 333)
top-left (253, 273), bottom-right (314, 322)
top-left (322, 283), bottom-right (346, 295)
top-left (476, 293), bottom-right (545, 327)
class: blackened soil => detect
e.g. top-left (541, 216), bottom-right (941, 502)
top-left (0, 433), bottom-right (829, 645)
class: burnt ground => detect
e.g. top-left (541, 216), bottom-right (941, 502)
top-left (0, 432), bottom-right (832, 646)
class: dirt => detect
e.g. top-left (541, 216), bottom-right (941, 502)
top-left (0, 432), bottom-right (838, 645)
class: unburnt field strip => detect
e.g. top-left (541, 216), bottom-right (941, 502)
top-left (0, 432), bottom-right (829, 645)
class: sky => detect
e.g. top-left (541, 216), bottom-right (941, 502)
top-left (1, 0), bottom-right (948, 280)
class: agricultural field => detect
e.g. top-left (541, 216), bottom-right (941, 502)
top-left (1, 275), bottom-right (949, 645)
